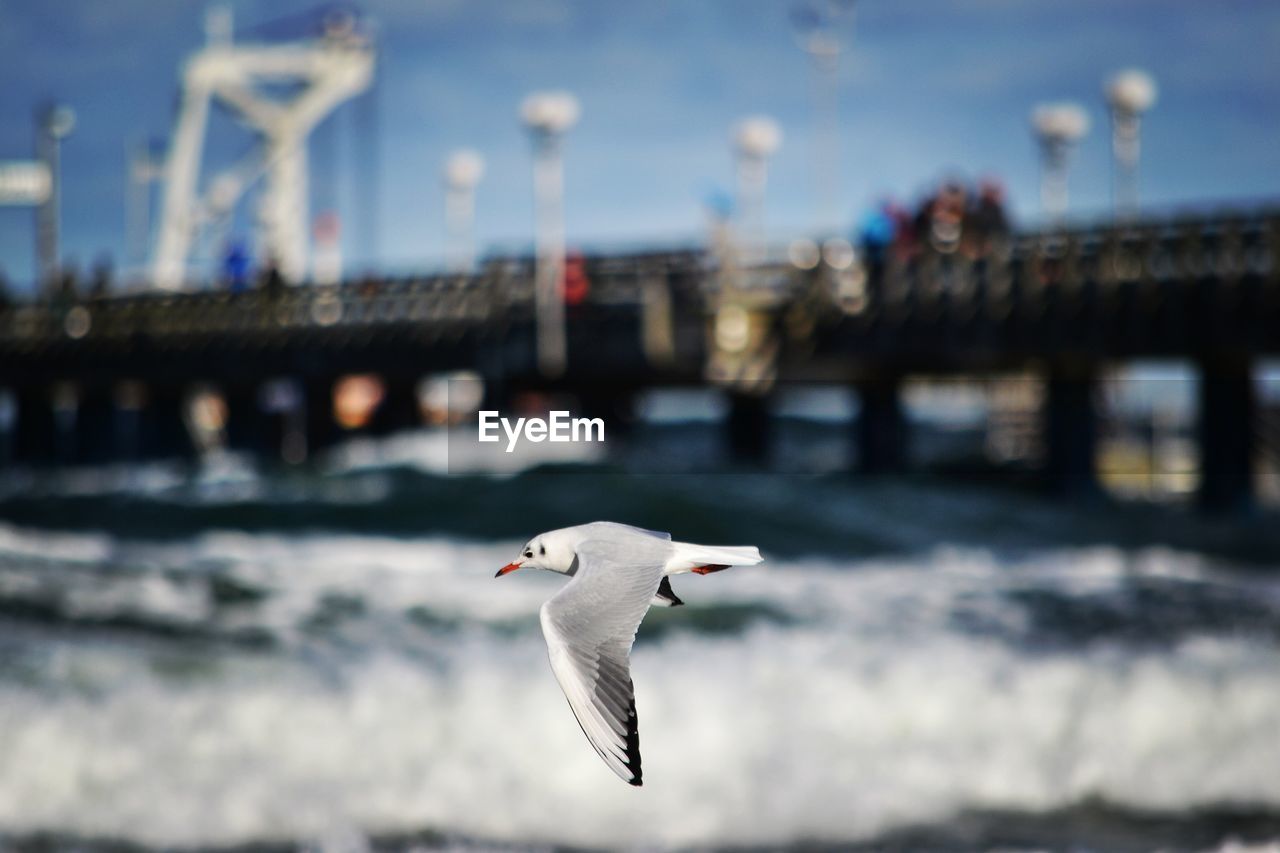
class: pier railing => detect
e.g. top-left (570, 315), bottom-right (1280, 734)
top-left (0, 208), bottom-right (1278, 508)
top-left (1, 210), bottom-right (1275, 366)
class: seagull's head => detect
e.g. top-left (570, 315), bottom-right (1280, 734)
top-left (496, 529), bottom-right (578, 577)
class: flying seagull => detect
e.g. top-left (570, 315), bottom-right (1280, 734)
top-left (495, 521), bottom-right (763, 786)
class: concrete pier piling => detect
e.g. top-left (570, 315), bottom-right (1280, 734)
top-left (14, 388), bottom-right (58, 464)
top-left (305, 380), bottom-right (339, 456)
top-left (726, 392), bottom-right (772, 464)
top-left (368, 378), bottom-right (422, 437)
top-left (141, 386), bottom-right (197, 460)
top-left (74, 386), bottom-right (118, 464)
top-left (856, 376), bottom-right (906, 475)
top-left (1197, 356), bottom-right (1255, 513)
top-left (1043, 363), bottom-right (1099, 497)
top-left (224, 387), bottom-right (274, 456)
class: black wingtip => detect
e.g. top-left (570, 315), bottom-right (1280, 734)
top-left (624, 695), bottom-right (643, 787)
top-left (656, 577), bottom-right (684, 607)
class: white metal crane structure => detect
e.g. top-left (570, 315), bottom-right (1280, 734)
top-left (150, 7), bottom-right (374, 289)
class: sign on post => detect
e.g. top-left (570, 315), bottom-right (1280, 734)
top-left (0, 160), bottom-right (51, 206)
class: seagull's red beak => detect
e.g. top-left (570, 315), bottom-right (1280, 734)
top-left (495, 561), bottom-right (523, 578)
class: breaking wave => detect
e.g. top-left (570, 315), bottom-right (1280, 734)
top-left (1, 523), bottom-right (1278, 849)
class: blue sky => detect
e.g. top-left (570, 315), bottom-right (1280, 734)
top-left (1, 0), bottom-right (1278, 289)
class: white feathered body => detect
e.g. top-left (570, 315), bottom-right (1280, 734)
top-left (502, 521), bottom-right (763, 785)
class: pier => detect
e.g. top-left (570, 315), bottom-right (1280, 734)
top-left (1, 209), bottom-right (1277, 510)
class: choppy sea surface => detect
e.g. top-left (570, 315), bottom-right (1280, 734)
top-left (1, 424), bottom-right (1279, 853)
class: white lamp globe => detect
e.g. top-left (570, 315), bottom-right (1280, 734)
top-left (443, 149), bottom-right (485, 189)
top-left (734, 116), bottom-right (783, 157)
top-left (47, 105), bottom-right (77, 139)
top-left (1031, 102), bottom-right (1090, 143)
top-left (1105, 69), bottom-right (1158, 115)
top-left (521, 92), bottom-right (581, 134)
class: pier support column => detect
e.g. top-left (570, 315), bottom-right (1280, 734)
top-left (0, 390), bottom-right (14, 466)
top-left (50, 384), bottom-right (79, 464)
top-left (224, 386), bottom-right (275, 455)
top-left (856, 375), bottom-right (906, 474)
top-left (479, 375), bottom-right (509, 415)
top-left (14, 388), bottom-right (57, 464)
top-left (369, 377), bottom-right (421, 437)
top-left (114, 382), bottom-right (146, 462)
top-left (1197, 356), bottom-right (1254, 513)
top-left (1043, 362), bottom-right (1099, 497)
top-left (306, 380), bottom-right (339, 455)
top-left (578, 387), bottom-right (637, 439)
top-left (141, 386), bottom-right (195, 460)
top-left (75, 387), bottom-right (118, 464)
top-left (726, 391), bottom-right (772, 464)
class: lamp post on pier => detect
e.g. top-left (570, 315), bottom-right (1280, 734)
top-left (35, 103), bottom-right (76, 290)
top-left (732, 116), bottom-right (783, 266)
top-left (1030, 102), bottom-right (1089, 225)
top-left (791, 0), bottom-right (855, 235)
top-left (1104, 69), bottom-right (1157, 220)
top-left (521, 91), bottom-right (580, 377)
top-left (443, 148), bottom-right (485, 273)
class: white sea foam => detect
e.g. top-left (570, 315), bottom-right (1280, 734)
top-left (0, 425), bottom-right (602, 503)
top-left (0, 522), bottom-right (116, 563)
top-left (0, 529), bottom-right (1278, 847)
top-left (321, 427), bottom-right (605, 479)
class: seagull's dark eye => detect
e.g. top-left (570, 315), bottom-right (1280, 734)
top-left (524, 550), bottom-right (533, 559)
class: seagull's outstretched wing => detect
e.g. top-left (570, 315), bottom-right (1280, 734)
top-left (539, 536), bottom-right (667, 786)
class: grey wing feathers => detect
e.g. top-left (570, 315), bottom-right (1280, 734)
top-left (586, 521), bottom-right (672, 542)
top-left (539, 536), bottom-right (667, 786)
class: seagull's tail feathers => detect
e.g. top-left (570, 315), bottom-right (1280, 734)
top-left (664, 542), bottom-right (763, 576)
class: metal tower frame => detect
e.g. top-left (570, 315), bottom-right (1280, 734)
top-left (150, 8), bottom-right (374, 289)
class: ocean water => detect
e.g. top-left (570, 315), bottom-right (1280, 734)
top-left (1, 429), bottom-right (1279, 852)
